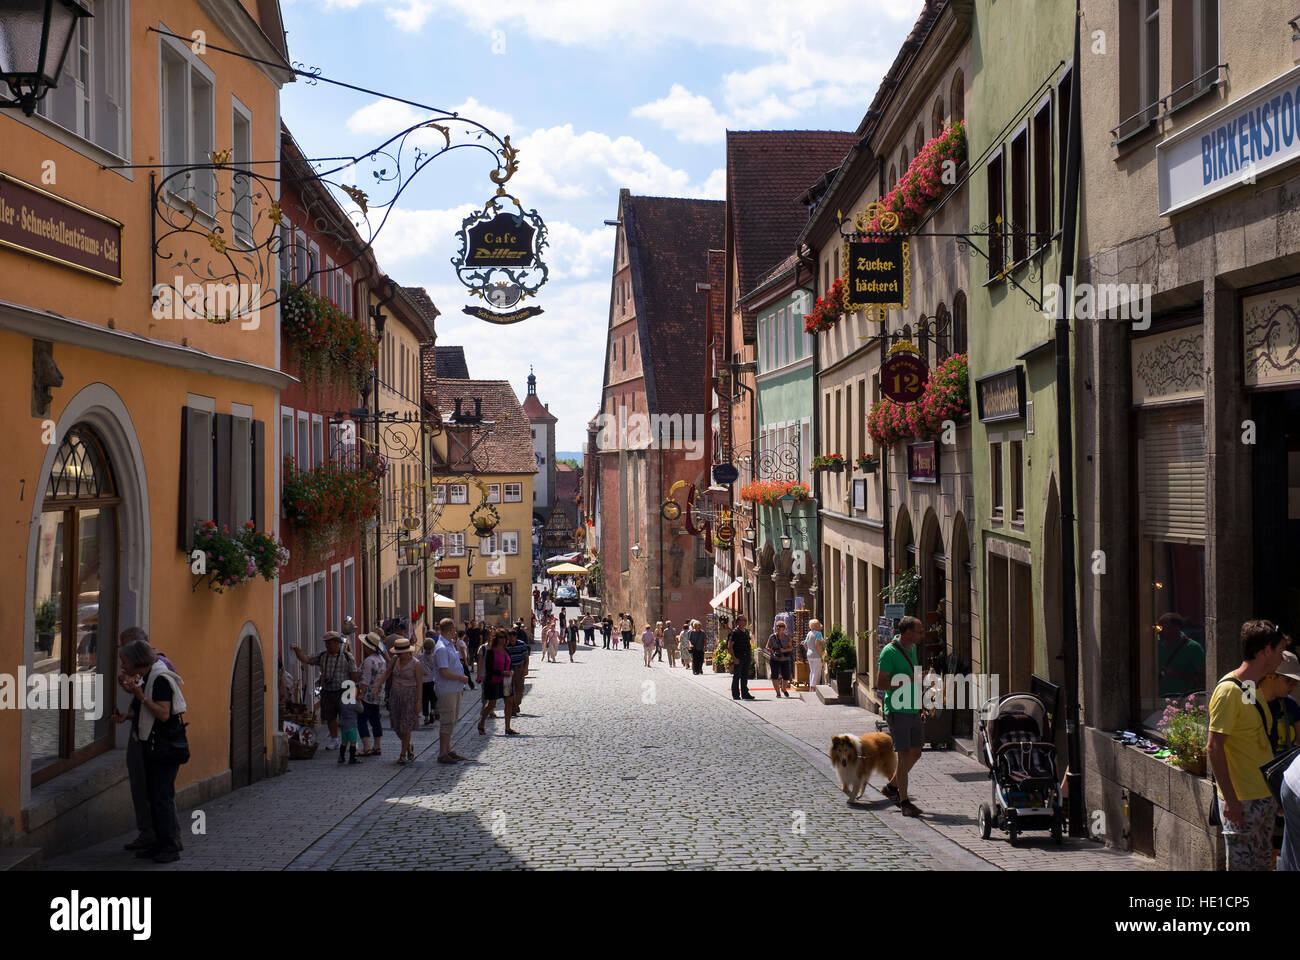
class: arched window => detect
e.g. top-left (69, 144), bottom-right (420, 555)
top-left (935, 301), bottom-right (951, 361)
top-left (32, 425), bottom-right (120, 782)
top-left (900, 148), bottom-right (910, 179)
top-left (953, 291), bottom-right (968, 356)
top-left (914, 123), bottom-right (925, 158)
top-left (888, 163), bottom-right (896, 191)
top-left (951, 70), bottom-right (965, 124)
top-left (932, 97), bottom-right (945, 139)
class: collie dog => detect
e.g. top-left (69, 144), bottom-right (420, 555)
top-left (829, 733), bottom-right (898, 802)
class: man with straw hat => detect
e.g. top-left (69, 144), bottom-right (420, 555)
top-left (291, 630), bottom-right (356, 751)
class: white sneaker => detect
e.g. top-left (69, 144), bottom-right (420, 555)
top-left (326, 738), bottom-right (339, 750)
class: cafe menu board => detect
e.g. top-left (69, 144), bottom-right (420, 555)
top-left (842, 238), bottom-right (910, 312)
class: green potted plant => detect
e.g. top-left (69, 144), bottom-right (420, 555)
top-left (712, 644), bottom-right (732, 673)
top-left (35, 598), bottom-right (57, 654)
top-left (822, 627), bottom-right (857, 699)
top-left (1159, 695), bottom-right (1208, 776)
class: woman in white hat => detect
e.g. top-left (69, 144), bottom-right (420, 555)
top-left (380, 635), bottom-right (423, 764)
top-left (357, 632), bottom-right (388, 757)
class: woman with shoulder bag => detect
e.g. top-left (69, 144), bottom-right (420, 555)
top-left (114, 638), bottom-right (188, 863)
top-left (478, 629), bottom-right (518, 736)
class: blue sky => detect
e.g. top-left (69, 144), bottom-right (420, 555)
top-left (279, 0), bottom-right (924, 449)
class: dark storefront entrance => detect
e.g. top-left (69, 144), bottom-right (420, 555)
top-left (1251, 388), bottom-right (1300, 634)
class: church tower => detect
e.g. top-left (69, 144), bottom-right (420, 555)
top-left (522, 367), bottom-right (558, 525)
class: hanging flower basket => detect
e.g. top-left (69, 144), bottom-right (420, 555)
top-left (738, 479), bottom-right (811, 507)
top-left (282, 452), bottom-right (384, 560)
top-left (281, 278), bottom-right (379, 391)
top-left (858, 121), bottom-right (968, 240)
top-left (812, 453), bottom-right (846, 473)
top-left (803, 277), bottom-right (845, 334)
top-left (868, 353), bottom-right (969, 446)
top-left (857, 454), bottom-right (879, 473)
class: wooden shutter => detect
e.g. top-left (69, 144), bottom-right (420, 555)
top-left (1140, 406), bottom-right (1205, 544)
top-left (252, 419), bottom-right (266, 532)
top-left (214, 413), bottom-right (233, 533)
top-left (178, 407), bottom-right (192, 550)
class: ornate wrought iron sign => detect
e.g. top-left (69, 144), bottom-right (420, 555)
top-left (452, 191), bottom-right (549, 320)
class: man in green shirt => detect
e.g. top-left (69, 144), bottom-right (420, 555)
top-left (876, 616), bottom-right (925, 817)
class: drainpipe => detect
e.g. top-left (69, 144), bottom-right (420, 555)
top-left (1055, 0), bottom-right (1085, 838)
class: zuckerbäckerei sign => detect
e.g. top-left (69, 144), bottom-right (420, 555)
top-left (0, 173), bottom-right (122, 282)
top-left (1158, 64), bottom-right (1300, 217)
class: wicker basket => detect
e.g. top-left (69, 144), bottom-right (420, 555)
top-left (288, 739), bottom-right (318, 760)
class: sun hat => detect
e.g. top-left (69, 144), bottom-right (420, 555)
top-left (322, 631), bottom-right (343, 643)
top-left (389, 636), bottom-right (414, 655)
top-left (360, 632), bottom-right (384, 654)
top-left (1274, 649), bottom-right (1300, 683)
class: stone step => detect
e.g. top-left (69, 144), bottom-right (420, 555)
top-left (815, 683), bottom-right (853, 705)
top-left (0, 847), bottom-right (42, 871)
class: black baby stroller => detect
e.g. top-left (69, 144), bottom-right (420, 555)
top-left (977, 693), bottom-right (1064, 845)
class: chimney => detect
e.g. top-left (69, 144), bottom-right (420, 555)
top-left (473, 398), bottom-right (482, 420)
top-left (453, 398), bottom-right (463, 421)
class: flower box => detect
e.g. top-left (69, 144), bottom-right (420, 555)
top-left (868, 353), bottom-right (969, 447)
top-left (281, 279), bottom-right (379, 391)
top-left (812, 454), bottom-right (846, 473)
top-left (857, 455), bottom-right (879, 474)
top-left (192, 521), bottom-right (289, 593)
top-left (738, 479), bottom-right (812, 507)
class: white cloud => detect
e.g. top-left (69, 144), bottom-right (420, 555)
top-left (512, 125), bottom-right (720, 201)
top-left (630, 84), bottom-right (727, 145)
top-left (346, 98), bottom-right (519, 142)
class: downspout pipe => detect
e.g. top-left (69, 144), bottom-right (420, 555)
top-left (1055, 0), bottom-right (1086, 838)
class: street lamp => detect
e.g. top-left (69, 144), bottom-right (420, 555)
top-left (780, 532), bottom-right (792, 552)
top-left (743, 526), bottom-right (756, 544)
top-left (779, 493), bottom-right (798, 517)
top-left (0, 0), bottom-right (90, 117)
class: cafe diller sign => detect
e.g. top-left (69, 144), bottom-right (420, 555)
top-left (452, 196), bottom-right (549, 323)
top-left (0, 174), bottom-right (122, 282)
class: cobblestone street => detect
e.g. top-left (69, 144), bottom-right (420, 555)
top-left (46, 637), bottom-right (1149, 871)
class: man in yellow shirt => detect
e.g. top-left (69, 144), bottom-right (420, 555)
top-left (1207, 619), bottom-right (1288, 871)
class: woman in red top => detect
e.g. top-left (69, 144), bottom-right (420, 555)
top-left (477, 629), bottom-right (518, 735)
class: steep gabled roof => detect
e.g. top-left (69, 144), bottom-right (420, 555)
top-left (435, 346), bottom-right (470, 380)
top-left (522, 394), bottom-right (557, 423)
top-left (433, 379), bottom-right (537, 475)
top-left (726, 130), bottom-right (859, 300)
top-left (622, 194), bottom-right (725, 415)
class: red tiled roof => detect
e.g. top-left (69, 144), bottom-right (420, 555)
top-left (622, 194), bottom-right (725, 415)
top-left (522, 393), bottom-right (556, 422)
top-left (433, 379), bottom-right (537, 475)
top-left (726, 130), bottom-right (859, 303)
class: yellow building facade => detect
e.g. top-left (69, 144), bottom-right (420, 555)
top-left (425, 379), bottom-right (537, 628)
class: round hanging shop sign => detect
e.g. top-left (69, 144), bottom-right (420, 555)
top-left (880, 350), bottom-right (929, 403)
top-left (452, 195), bottom-right (549, 323)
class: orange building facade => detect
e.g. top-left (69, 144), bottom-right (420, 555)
top-left (0, 0), bottom-right (293, 856)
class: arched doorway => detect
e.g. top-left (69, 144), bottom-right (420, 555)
top-left (23, 386), bottom-right (149, 803)
top-left (892, 507), bottom-right (915, 616)
top-left (950, 514), bottom-right (974, 737)
top-left (230, 626), bottom-right (265, 789)
top-left (30, 425), bottom-right (120, 784)
top-left (918, 509), bottom-right (945, 669)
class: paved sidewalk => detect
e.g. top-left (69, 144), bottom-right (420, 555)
top-left (662, 661), bottom-right (1155, 871)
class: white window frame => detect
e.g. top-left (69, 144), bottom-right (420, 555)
top-left (280, 406), bottom-right (295, 464)
top-left (487, 483), bottom-right (501, 503)
top-left (502, 531), bottom-right (519, 555)
top-left (231, 96), bottom-right (254, 245)
top-left (432, 484), bottom-right (447, 504)
top-left (309, 241), bottom-right (322, 296)
top-left (448, 532), bottom-right (465, 556)
top-left (311, 414), bottom-right (324, 468)
top-left (312, 571), bottom-right (327, 651)
top-left (231, 406), bottom-right (253, 528)
top-left (343, 558), bottom-right (356, 626)
top-left (36, 0), bottom-right (130, 159)
top-left (159, 25), bottom-right (216, 215)
top-left (330, 563), bottom-right (342, 636)
top-left (296, 411), bottom-right (310, 471)
top-left (342, 271), bottom-right (353, 319)
top-left (450, 484), bottom-right (469, 504)
top-left (504, 482), bottom-right (522, 503)
top-left (324, 256), bottom-right (336, 305)
top-left (480, 533), bottom-right (498, 555)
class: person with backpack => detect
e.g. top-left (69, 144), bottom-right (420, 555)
top-left (876, 616), bottom-right (925, 818)
top-left (1207, 619), bottom-right (1288, 870)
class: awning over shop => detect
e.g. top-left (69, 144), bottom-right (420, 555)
top-left (709, 578), bottom-right (742, 611)
top-left (433, 592), bottom-right (455, 608)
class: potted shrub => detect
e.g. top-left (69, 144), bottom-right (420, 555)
top-left (1160, 695), bottom-right (1208, 776)
top-left (823, 627), bottom-right (857, 698)
top-left (35, 597), bottom-right (57, 654)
